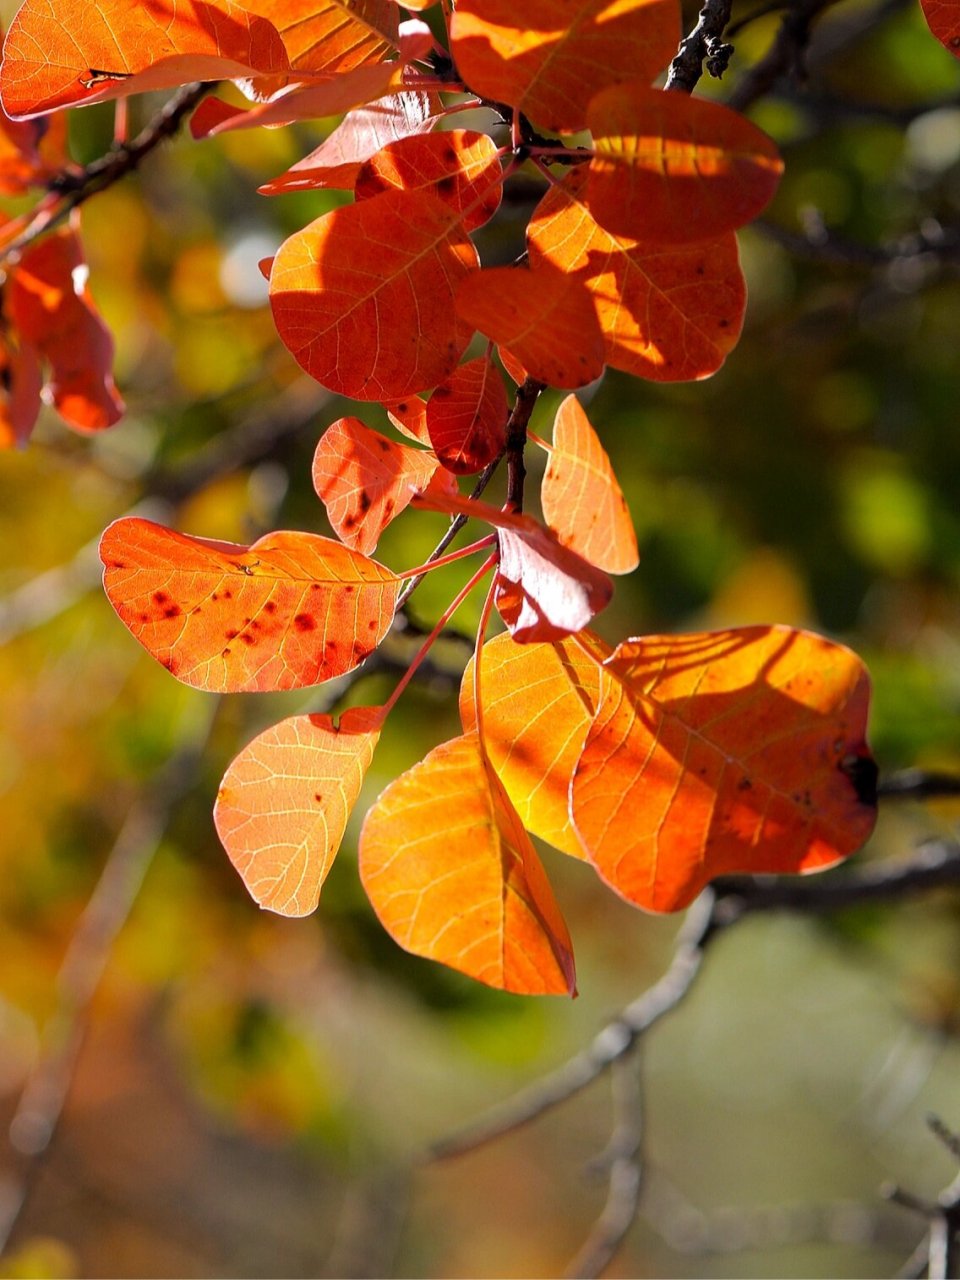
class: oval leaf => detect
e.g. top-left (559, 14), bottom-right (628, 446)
top-left (0, 0), bottom-right (288, 117)
top-left (426, 356), bottom-right (508, 474)
top-left (529, 169), bottom-right (745, 381)
top-left (359, 732), bottom-right (576, 995)
top-left (541, 395), bottom-right (638, 573)
top-left (571, 627), bottom-right (878, 912)
top-left (313, 415), bottom-right (445, 553)
top-left (356, 130), bottom-right (503, 231)
top-left (450, 0), bottom-right (680, 133)
top-left (271, 188), bottom-right (477, 400)
top-left (215, 707), bottom-right (382, 917)
top-left (100, 518), bottom-right (400, 692)
top-left (586, 84), bottom-right (784, 244)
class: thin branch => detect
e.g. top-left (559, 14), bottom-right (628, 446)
top-left (727, 0), bottom-right (845, 113)
top-left (666, 0), bottom-right (736, 93)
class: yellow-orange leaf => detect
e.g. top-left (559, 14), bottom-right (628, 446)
top-left (450, 0), bottom-right (680, 133)
top-left (456, 264), bottom-right (604, 390)
top-left (8, 227), bottom-right (123, 431)
top-left (259, 92), bottom-right (439, 194)
top-left (529, 169), bottom-right (745, 381)
top-left (245, 0), bottom-right (398, 73)
top-left (312, 415), bottom-right (450, 553)
top-left (356, 130), bottom-right (502, 232)
top-left (386, 395), bottom-right (430, 443)
top-left (586, 84), bottom-right (784, 244)
top-left (99, 518), bottom-right (400, 692)
top-left (571, 627), bottom-right (878, 913)
top-left (426, 355), bottom-right (508, 474)
top-left (460, 632), bottom-right (610, 859)
top-left (215, 707), bottom-right (382, 917)
top-left (0, 0), bottom-right (288, 117)
top-left (541, 395), bottom-right (638, 574)
top-left (359, 732), bottom-right (576, 995)
top-left (271, 189), bottom-right (477, 400)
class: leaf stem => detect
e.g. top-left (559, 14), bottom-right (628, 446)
top-left (395, 534), bottom-right (496, 581)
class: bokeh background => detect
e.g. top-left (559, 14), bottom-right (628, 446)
top-left (4, 0), bottom-right (960, 1274)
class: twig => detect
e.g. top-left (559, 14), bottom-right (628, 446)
top-left (728, 0), bottom-right (845, 112)
top-left (0, 701), bottom-right (218, 1255)
top-left (666, 0), bottom-right (736, 93)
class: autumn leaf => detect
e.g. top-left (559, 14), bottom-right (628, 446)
top-left (259, 91), bottom-right (440, 194)
top-left (586, 84), bottom-right (784, 244)
top-left (0, 104), bottom-right (68, 193)
top-left (312, 415), bottom-right (453, 553)
top-left (455, 263), bottom-right (604, 390)
top-left (8, 227), bottom-right (124, 432)
top-left (570, 627), bottom-right (878, 913)
top-left (355, 130), bottom-right (503, 232)
top-left (386, 395), bottom-right (430, 444)
top-left (425, 355), bottom-right (508, 474)
top-left (99, 518), bottom-right (400, 692)
top-left (412, 489), bottom-right (614, 641)
top-left (359, 732), bottom-right (576, 995)
top-left (540, 395), bottom-right (638, 574)
top-left (0, 334), bottom-right (42, 448)
top-left (450, 0), bottom-right (680, 133)
top-left (919, 0), bottom-right (960, 56)
top-left (214, 706), bottom-right (382, 917)
top-left (0, 0), bottom-right (289, 118)
top-left (244, 0), bottom-right (399, 75)
top-left (528, 168), bottom-right (745, 382)
top-left (460, 631), bottom-right (610, 859)
top-left (270, 188), bottom-right (477, 400)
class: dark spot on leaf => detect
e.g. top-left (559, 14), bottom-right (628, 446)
top-left (251, 619), bottom-right (262, 630)
top-left (343, 514), bottom-right (357, 529)
top-left (359, 490), bottom-right (372, 512)
top-left (240, 633), bottom-right (257, 646)
top-left (314, 792), bottom-right (323, 803)
top-left (352, 640), bottom-right (367, 660)
top-left (222, 646), bottom-right (231, 656)
top-left (436, 175), bottom-right (455, 195)
top-left (310, 583), bottom-right (322, 591)
top-left (432, 384), bottom-right (451, 398)
top-left (951, 34), bottom-right (960, 45)
top-left (396, 401), bottom-right (408, 412)
top-left (225, 629), bottom-right (238, 640)
top-left (111, 560), bottom-right (126, 569)
top-left (212, 592), bottom-right (219, 601)
top-left (384, 499), bottom-right (395, 516)
top-left (718, 319), bottom-right (729, 328)
top-left (325, 639), bottom-right (338, 650)
top-left (139, 612), bottom-right (149, 622)
top-left (344, 585), bottom-right (355, 594)
top-left (368, 619), bottom-right (377, 630)
top-left (377, 437), bottom-right (391, 452)
top-left (294, 613), bottom-right (316, 631)
top-left (264, 601), bottom-right (277, 614)
top-left (153, 591), bottom-right (169, 605)
top-left (223, 589), bottom-right (233, 599)
top-left (163, 605), bottom-right (181, 618)
top-left (737, 777), bottom-right (752, 791)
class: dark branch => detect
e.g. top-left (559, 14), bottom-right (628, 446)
top-left (666, 0), bottom-right (736, 93)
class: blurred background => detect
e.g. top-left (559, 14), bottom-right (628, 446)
top-left (3, 0), bottom-right (960, 1274)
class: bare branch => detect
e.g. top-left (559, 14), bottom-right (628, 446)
top-left (666, 0), bottom-right (736, 93)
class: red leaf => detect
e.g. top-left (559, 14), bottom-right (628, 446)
top-left (456, 263), bottom-right (604, 390)
top-left (586, 84), bottom-right (784, 244)
top-left (426, 356), bottom-right (508, 474)
top-left (214, 706), bottom-right (382, 917)
top-left (0, 0), bottom-right (289, 118)
top-left (385, 395), bottom-right (430, 444)
top-left (99, 517), bottom-right (400, 692)
top-left (571, 627), bottom-right (877, 912)
top-left (359, 732), bottom-right (576, 994)
top-left (355, 130), bottom-right (503, 232)
top-left (8, 227), bottom-right (124, 432)
top-left (0, 336), bottom-right (42, 449)
top-left (540, 395), bottom-right (638, 573)
top-left (270, 189), bottom-right (477, 400)
top-left (312, 415), bottom-right (447, 553)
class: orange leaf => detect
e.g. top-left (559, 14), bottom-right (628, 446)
top-left (456, 263), bottom-right (604, 390)
top-left (571, 627), bottom-right (878, 913)
top-left (99, 517), bottom-right (400, 692)
top-left (386, 395), bottom-right (430, 443)
top-left (919, 0), bottom-right (960, 56)
top-left (586, 84), bottom-right (784, 244)
top-left (460, 631), bottom-right (610, 859)
top-left (529, 168), bottom-right (745, 381)
top-left (0, 104), bottom-right (68, 193)
top-left (270, 189), bottom-right (477, 400)
top-left (245, 0), bottom-right (398, 74)
top-left (450, 0), bottom-right (680, 133)
top-left (312, 415), bottom-right (446, 553)
top-left (214, 706), bottom-right (382, 917)
top-left (359, 732), bottom-right (576, 995)
top-left (412, 490), bottom-right (614, 641)
top-left (426, 356), bottom-right (508, 474)
top-left (8, 227), bottom-right (124, 431)
top-left (0, 336), bottom-right (42, 449)
top-left (259, 91), bottom-right (439, 194)
top-left (0, 0), bottom-right (288, 118)
top-left (541, 395), bottom-right (638, 573)
top-left (356, 130), bottom-right (502, 232)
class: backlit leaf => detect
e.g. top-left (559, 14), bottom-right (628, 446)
top-left (412, 490), bottom-right (614, 641)
top-left (245, 0), bottom-right (398, 73)
top-left (8, 227), bottom-right (123, 431)
top-left (259, 91), bottom-right (439, 194)
top-left (586, 84), bottom-right (784, 244)
top-left (312, 415), bottom-right (449, 553)
top-left (359, 732), bottom-right (576, 994)
top-left (0, 104), bottom-right (68, 193)
top-left (214, 706), bottom-right (382, 917)
top-left (270, 189), bottom-right (477, 400)
top-left (529, 168), bottom-right (745, 381)
top-left (571, 627), bottom-right (878, 912)
top-left (0, 336), bottom-right (42, 448)
top-left (460, 631), bottom-right (610, 859)
top-left (99, 517), bottom-right (400, 692)
top-left (541, 395), bottom-right (638, 573)
top-left (356, 130), bottom-right (502, 232)
top-left (386, 395), bottom-right (430, 443)
top-left (426, 355), bottom-right (508, 474)
top-left (456, 264), bottom-right (604, 390)
top-left (450, 0), bottom-right (680, 133)
top-left (919, 0), bottom-right (960, 56)
top-left (0, 0), bottom-right (289, 118)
